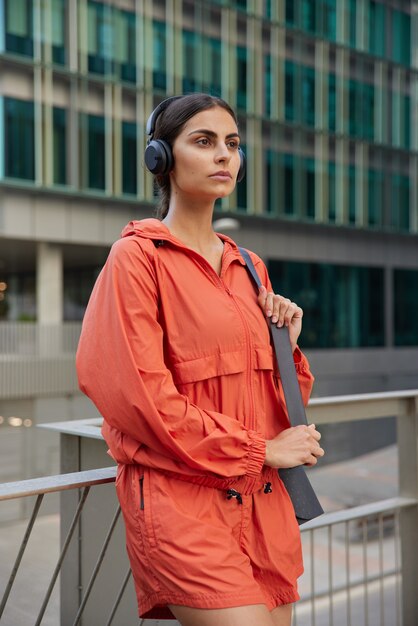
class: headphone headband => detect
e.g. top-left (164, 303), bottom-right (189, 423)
top-left (145, 96), bottom-right (184, 138)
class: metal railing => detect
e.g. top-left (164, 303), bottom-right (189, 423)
top-left (0, 322), bottom-right (82, 398)
top-left (1, 389), bottom-right (417, 626)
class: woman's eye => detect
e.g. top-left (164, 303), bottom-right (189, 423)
top-left (228, 141), bottom-right (239, 149)
top-left (197, 138), bottom-right (210, 146)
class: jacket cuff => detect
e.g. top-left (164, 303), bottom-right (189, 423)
top-left (246, 430), bottom-right (266, 476)
top-left (293, 346), bottom-right (310, 373)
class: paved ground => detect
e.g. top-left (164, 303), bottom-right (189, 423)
top-left (0, 445), bottom-right (402, 626)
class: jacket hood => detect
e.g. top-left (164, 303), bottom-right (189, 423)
top-left (121, 218), bottom-right (241, 252)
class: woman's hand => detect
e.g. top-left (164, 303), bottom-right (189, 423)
top-left (264, 424), bottom-right (324, 469)
top-left (258, 286), bottom-right (303, 352)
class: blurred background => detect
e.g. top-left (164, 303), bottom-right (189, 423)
top-left (0, 0), bottom-right (417, 498)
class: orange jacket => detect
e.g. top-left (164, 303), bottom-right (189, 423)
top-left (76, 219), bottom-right (314, 494)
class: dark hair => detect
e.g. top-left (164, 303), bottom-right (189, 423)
top-left (151, 93), bottom-right (238, 219)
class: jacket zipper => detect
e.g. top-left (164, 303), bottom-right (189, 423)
top-left (213, 266), bottom-right (257, 432)
top-left (139, 477), bottom-right (144, 510)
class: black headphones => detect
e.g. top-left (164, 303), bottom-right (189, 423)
top-left (144, 96), bottom-right (246, 182)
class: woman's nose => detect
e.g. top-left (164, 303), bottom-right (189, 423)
top-left (214, 144), bottom-right (231, 162)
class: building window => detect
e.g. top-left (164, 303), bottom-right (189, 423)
top-left (88, 1), bottom-right (111, 75)
top-left (116, 9), bottom-right (136, 83)
top-left (207, 37), bottom-right (222, 96)
top-left (321, 0), bottom-right (336, 41)
top-left (87, 114), bottom-right (105, 190)
top-left (348, 165), bottom-right (356, 224)
top-left (368, 168), bottom-right (383, 227)
top-left (283, 154), bottom-right (294, 215)
top-left (236, 46), bottom-right (247, 110)
top-left (264, 54), bottom-right (272, 117)
top-left (50, 0), bottom-right (66, 65)
top-left (4, 97), bottom-right (35, 181)
top-left (390, 174), bottom-right (410, 232)
top-left (268, 260), bottom-right (385, 348)
top-left (304, 157), bottom-right (315, 218)
top-left (369, 1), bottom-right (386, 58)
top-left (285, 61), bottom-right (295, 122)
top-left (183, 30), bottom-right (200, 93)
top-left (302, 66), bottom-right (315, 127)
top-left (328, 73), bottom-right (336, 132)
top-left (4, 0), bottom-right (33, 57)
top-left (153, 20), bottom-right (167, 90)
top-left (302, 0), bottom-right (316, 34)
top-left (394, 269), bottom-right (418, 346)
top-left (391, 9), bottom-right (411, 66)
top-left (53, 106), bottom-right (67, 185)
top-left (122, 121), bottom-right (137, 195)
top-left (328, 161), bottom-right (336, 222)
top-left (64, 267), bottom-right (102, 321)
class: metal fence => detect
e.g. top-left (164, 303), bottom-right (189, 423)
top-left (1, 389), bottom-right (417, 625)
top-left (0, 322), bottom-right (82, 398)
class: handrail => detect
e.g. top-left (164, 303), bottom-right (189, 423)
top-left (0, 467), bottom-right (117, 501)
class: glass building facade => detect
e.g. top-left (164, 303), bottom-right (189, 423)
top-left (0, 0), bottom-right (418, 346)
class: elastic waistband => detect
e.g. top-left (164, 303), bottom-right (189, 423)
top-left (151, 466), bottom-right (278, 496)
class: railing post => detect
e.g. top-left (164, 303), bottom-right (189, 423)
top-left (397, 395), bottom-right (418, 626)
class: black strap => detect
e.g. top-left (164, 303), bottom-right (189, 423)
top-left (239, 248), bottom-right (308, 428)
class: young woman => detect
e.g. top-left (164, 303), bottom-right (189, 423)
top-left (76, 93), bottom-right (324, 626)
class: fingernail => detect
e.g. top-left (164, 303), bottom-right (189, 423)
top-left (266, 310), bottom-right (272, 317)
top-left (272, 316), bottom-right (278, 323)
top-left (278, 321), bottom-right (283, 327)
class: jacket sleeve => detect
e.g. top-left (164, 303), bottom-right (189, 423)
top-left (251, 252), bottom-right (315, 407)
top-left (76, 237), bottom-right (266, 478)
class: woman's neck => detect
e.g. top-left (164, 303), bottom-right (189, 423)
top-left (162, 199), bottom-right (219, 251)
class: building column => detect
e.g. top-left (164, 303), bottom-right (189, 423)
top-left (36, 242), bottom-right (63, 324)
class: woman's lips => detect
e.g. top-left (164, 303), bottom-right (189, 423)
top-left (209, 171), bottom-right (232, 181)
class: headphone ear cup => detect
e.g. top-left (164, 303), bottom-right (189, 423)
top-left (237, 147), bottom-right (246, 183)
top-left (144, 139), bottom-right (174, 175)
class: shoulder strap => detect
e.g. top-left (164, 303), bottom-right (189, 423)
top-left (238, 247), bottom-right (308, 428)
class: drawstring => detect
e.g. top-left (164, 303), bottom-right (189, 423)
top-left (226, 483), bottom-right (273, 504)
top-left (226, 489), bottom-right (243, 505)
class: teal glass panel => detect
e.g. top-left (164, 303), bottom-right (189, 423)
top-left (87, 114), bottom-right (105, 190)
top-left (328, 73), bottom-right (336, 132)
top-left (51, 0), bottom-right (66, 65)
top-left (349, 79), bottom-right (359, 137)
top-left (348, 0), bottom-right (356, 47)
top-left (264, 54), bottom-right (271, 117)
top-left (265, 148), bottom-right (279, 214)
top-left (268, 260), bottom-right (385, 348)
top-left (206, 37), bottom-right (222, 96)
top-left (302, 0), bottom-right (316, 34)
top-left (285, 0), bottom-right (296, 26)
top-left (390, 174), bottom-right (410, 232)
top-left (5, 0), bottom-right (33, 56)
top-left (348, 165), bottom-right (356, 224)
top-left (183, 30), bottom-right (201, 93)
top-left (264, 0), bottom-right (272, 19)
top-left (122, 121), bottom-right (137, 195)
top-left (53, 106), bottom-right (66, 185)
top-left (285, 61), bottom-right (295, 122)
top-left (4, 97), bottom-right (35, 180)
top-left (369, 1), bottom-right (386, 58)
top-left (304, 158), bottom-right (315, 218)
top-left (403, 95), bottom-right (410, 149)
top-left (362, 83), bottom-right (375, 140)
top-left (392, 10), bottom-right (411, 66)
top-left (321, 0), bottom-right (336, 41)
top-left (302, 66), bottom-right (315, 127)
top-left (153, 20), bottom-right (167, 90)
top-left (283, 154), bottom-right (294, 215)
top-left (368, 168), bottom-right (383, 227)
top-left (88, 1), bottom-right (112, 75)
top-left (328, 161), bottom-right (336, 222)
top-left (236, 46), bottom-right (247, 110)
top-left (118, 9), bottom-right (136, 82)
top-left (394, 269), bottom-right (418, 346)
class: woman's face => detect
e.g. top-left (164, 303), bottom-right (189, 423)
top-left (169, 106), bottom-right (241, 202)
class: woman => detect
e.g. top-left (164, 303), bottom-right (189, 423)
top-left (76, 93), bottom-right (324, 626)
